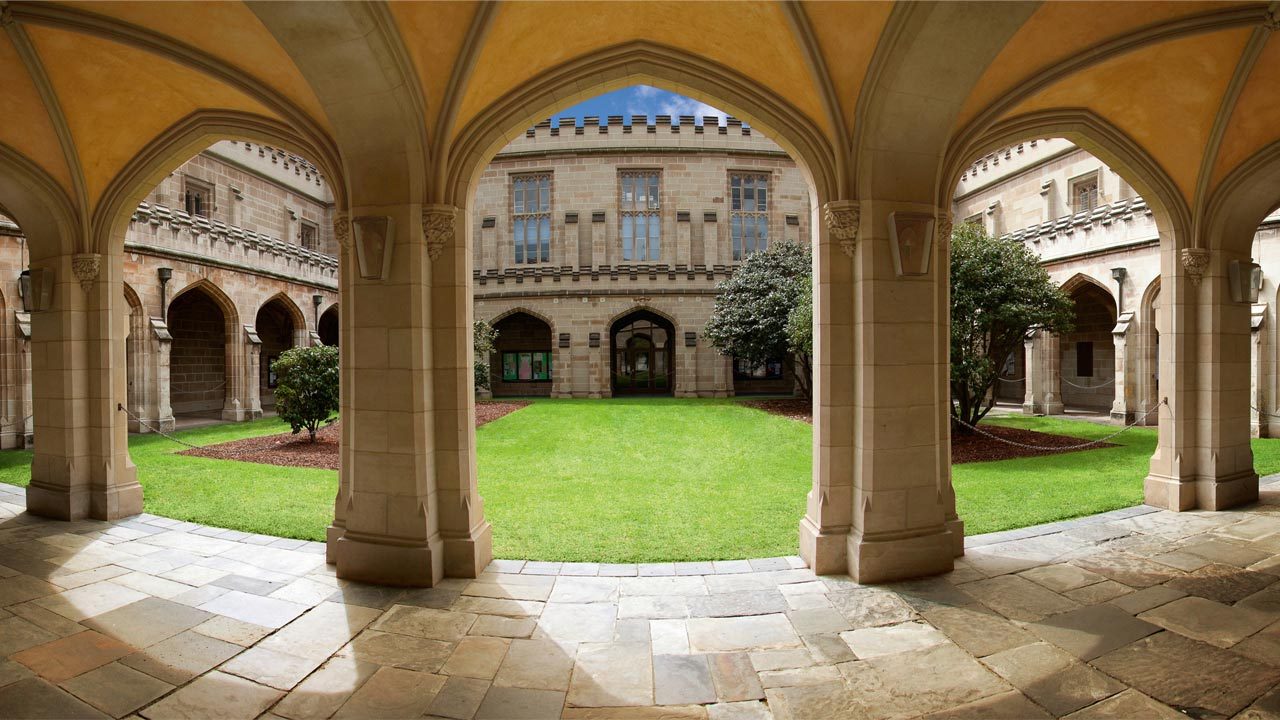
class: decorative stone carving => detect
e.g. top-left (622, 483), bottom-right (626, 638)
top-left (71, 254), bottom-right (101, 293)
top-left (823, 200), bottom-right (859, 258)
top-left (888, 212), bottom-right (935, 277)
top-left (422, 204), bottom-right (458, 261)
top-left (1264, 9), bottom-right (1280, 31)
top-left (937, 216), bottom-right (954, 253)
top-left (333, 212), bottom-right (351, 250)
top-left (1181, 248), bottom-right (1210, 286)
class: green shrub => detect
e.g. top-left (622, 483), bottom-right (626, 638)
top-left (271, 345), bottom-right (339, 443)
top-left (474, 319), bottom-right (498, 391)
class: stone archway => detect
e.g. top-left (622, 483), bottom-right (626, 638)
top-left (255, 297), bottom-right (300, 411)
top-left (490, 310), bottom-right (554, 398)
top-left (167, 281), bottom-right (238, 422)
top-left (1059, 275), bottom-right (1119, 413)
top-left (318, 304), bottom-right (339, 347)
top-left (609, 310), bottom-right (676, 397)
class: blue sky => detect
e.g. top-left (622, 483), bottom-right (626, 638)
top-left (550, 85), bottom-right (732, 127)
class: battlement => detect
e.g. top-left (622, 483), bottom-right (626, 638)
top-left (496, 115), bottom-right (788, 157)
top-left (204, 141), bottom-right (332, 203)
top-left (955, 138), bottom-right (1077, 197)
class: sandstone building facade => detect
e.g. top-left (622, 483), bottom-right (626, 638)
top-left (0, 140), bottom-right (339, 447)
top-left (954, 139), bottom-right (1280, 434)
top-left (472, 116), bottom-right (810, 398)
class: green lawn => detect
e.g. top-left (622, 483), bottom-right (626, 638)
top-left (477, 398), bottom-right (810, 562)
top-left (959, 414), bottom-right (1280, 535)
top-left (2, 402), bottom-right (1280, 560)
top-left (0, 417), bottom-right (338, 541)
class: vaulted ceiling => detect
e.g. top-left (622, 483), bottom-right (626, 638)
top-left (0, 1), bottom-right (1277, 242)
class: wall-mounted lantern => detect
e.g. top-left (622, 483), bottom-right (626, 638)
top-left (1110, 267), bottom-right (1127, 313)
top-left (887, 212), bottom-right (935, 276)
top-left (312, 294), bottom-right (324, 325)
top-left (157, 267), bottom-right (173, 321)
top-left (1230, 259), bottom-right (1263, 304)
top-left (20, 268), bottom-right (54, 312)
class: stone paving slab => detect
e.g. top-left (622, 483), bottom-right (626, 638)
top-left (8, 492), bottom-right (1280, 718)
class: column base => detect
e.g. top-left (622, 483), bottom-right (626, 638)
top-left (443, 520), bottom-right (494, 578)
top-left (335, 532), bottom-right (444, 587)
top-left (799, 516), bottom-right (848, 575)
top-left (90, 478), bottom-right (143, 520)
top-left (325, 523), bottom-right (346, 564)
top-left (1145, 470), bottom-right (1259, 511)
top-left (26, 481), bottom-right (90, 520)
top-left (1110, 410), bottom-right (1134, 423)
top-left (847, 527), bottom-right (955, 584)
top-left (944, 517), bottom-right (965, 557)
top-left (1044, 401), bottom-right (1064, 415)
top-left (1021, 402), bottom-right (1041, 415)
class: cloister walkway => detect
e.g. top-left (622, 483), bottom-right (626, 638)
top-left (2, 482), bottom-right (1280, 719)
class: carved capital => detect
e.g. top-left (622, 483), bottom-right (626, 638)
top-left (937, 216), bottom-right (954, 253)
top-left (0, 4), bottom-right (13, 28)
top-left (422, 204), bottom-right (458, 261)
top-left (1181, 248), bottom-right (1210, 286)
top-left (333, 212), bottom-right (351, 250)
top-left (823, 200), bottom-right (859, 258)
top-left (71, 253), bottom-right (101, 293)
top-left (1264, 9), bottom-right (1280, 31)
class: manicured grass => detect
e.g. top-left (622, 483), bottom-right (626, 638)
top-left (4, 402), bottom-right (1280, 558)
top-left (0, 417), bottom-right (337, 541)
top-left (958, 414), bottom-right (1280, 535)
top-left (477, 398), bottom-right (810, 562)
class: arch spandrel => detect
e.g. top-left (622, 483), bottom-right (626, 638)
top-left (257, 292), bottom-right (308, 334)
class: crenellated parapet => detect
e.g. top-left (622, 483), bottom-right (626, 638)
top-left (497, 115), bottom-right (787, 158)
top-left (1001, 196), bottom-right (1154, 246)
top-left (129, 202), bottom-right (337, 289)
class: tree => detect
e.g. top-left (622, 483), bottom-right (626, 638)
top-left (474, 319), bottom-right (498, 392)
top-left (704, 240), bottom-right (813, 397)
top-left (950, 222), bottom-right (1075, 432)
top-left (272, 345), bottom-right (339, 443)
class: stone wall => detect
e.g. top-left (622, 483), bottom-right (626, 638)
top-left (168, 290), bottom-right (228, 415)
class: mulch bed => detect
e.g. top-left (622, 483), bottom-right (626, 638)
top-left (740, 398), bottom-right (1113, 463)
top-left (179, 401), bottom-right (530, 471)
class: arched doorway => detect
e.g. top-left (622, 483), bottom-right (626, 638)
top-left (318, 305), bottom-right (339, 347)
top-left (491, 311), bottom-right (553, 397)
top-left (168, 285), bottom-right (231, 420)
top-left (610, 310), bottom-right (674, 396)
top-left (256, 297), bottom-right (299, 410)
top-left (1061, 278), bottom-right (1118, 412)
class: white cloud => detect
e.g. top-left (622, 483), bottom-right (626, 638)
top-left (624, 86), bottom-right (728, 127)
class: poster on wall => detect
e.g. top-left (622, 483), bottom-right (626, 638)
top-left (532, 352), bottom-right (549, 381)
top-left (503, 353), bottom-right (517, 381)
top-left (518, 352), bottom-right (533, 380)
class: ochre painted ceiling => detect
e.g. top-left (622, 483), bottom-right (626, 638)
top-left (0, 0), bottom-right (1278, 232)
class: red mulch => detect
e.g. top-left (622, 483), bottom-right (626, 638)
top-left (739, 399), bottom-right (1112, 463)
top-left (180, 401), bottom-right (530, 471)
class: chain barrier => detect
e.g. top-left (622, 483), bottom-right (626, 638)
top-left (952, 399), bottom-right (1165, 451)
top-left (997, 376), bottom-right (1026, 383)
top-left (1252, 405), bottom-right (1280, 420)
top-left (1060, 376), bottom-right (1115, 389)
top-left (117, 403), bottom-right (218, 452)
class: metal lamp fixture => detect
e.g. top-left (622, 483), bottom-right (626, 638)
top-left (20, 268), bottom-right (54, 312)
top-left (1230, 259), bottom-right (1263, 304)
top-left (157, 267), bottom-right (173, 321)
top-left (1110, 267), bottom-right (1127, 312)
top-left (312, 294), bottom-right (324, 324)
top-left (17, 270), bottom-right (30, 313)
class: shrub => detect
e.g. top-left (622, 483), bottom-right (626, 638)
top-left (474, 319), bottom-right (498, 391)
top-left (271, 345), bottom-right (339, 443)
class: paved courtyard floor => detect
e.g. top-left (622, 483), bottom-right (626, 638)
top-left (4, 481), bottom-right (1280, 719)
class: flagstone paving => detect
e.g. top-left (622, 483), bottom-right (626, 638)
top-left (7, 482), bottom-right (1280, 718)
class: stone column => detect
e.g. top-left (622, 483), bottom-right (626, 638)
top-left (799, 201), bottom-right (855, 575)
top-left (1022, 331), bottom-right (1043, 414)
top-left (1111, 311), bottom-right (1135, 422)
top-left (26, 252), bottom-right (141, 521)
top-left (329, 206), bottom-right (492, 587)
top-left (1251, 308), bottom-right (1265, 437)
top-left (244, 327), bottom-right (263, 419)
top-left (7, 313), bottom-right (33, 449)
top-left (1042, 332), bottom-right (1064, 415)
top-left (128, 316), bottom-right (175, 434)
top-left (1146, 246), bottom-right (1258, 511)
top-left (806, 201), bottom-right (960, 583)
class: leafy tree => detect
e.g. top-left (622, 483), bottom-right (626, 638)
top-left (272, 345), bottom-right (339, 443)
top-left (950, 222), bottom-right (1074, 432)
top-left (704, 240), bottom-right (813, 397)
top-left (474, 319), bottom-right (498, 391)
top-left (786, 285), bottom-right (813, 387)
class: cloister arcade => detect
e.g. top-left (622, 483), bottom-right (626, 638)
top-left (0, 2), bottom-right (1279, 589)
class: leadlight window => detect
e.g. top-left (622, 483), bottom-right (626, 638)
top-left (620, 170), bottom-right (661, 261)
top-left (730, 173), bottom-right (769, 260)
top-left (501, 351), bottom-right (552, 381)
top-left (734, 358), bottom-right (784, 380)
top-left (183, 177), bottom-right (214, 218)
top-left (512, 173), bottom-right (551, 264)
top-left (1071, 173), bottom-right (1100, 214)
top-left (299, 220), bottom-right (318, 251)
